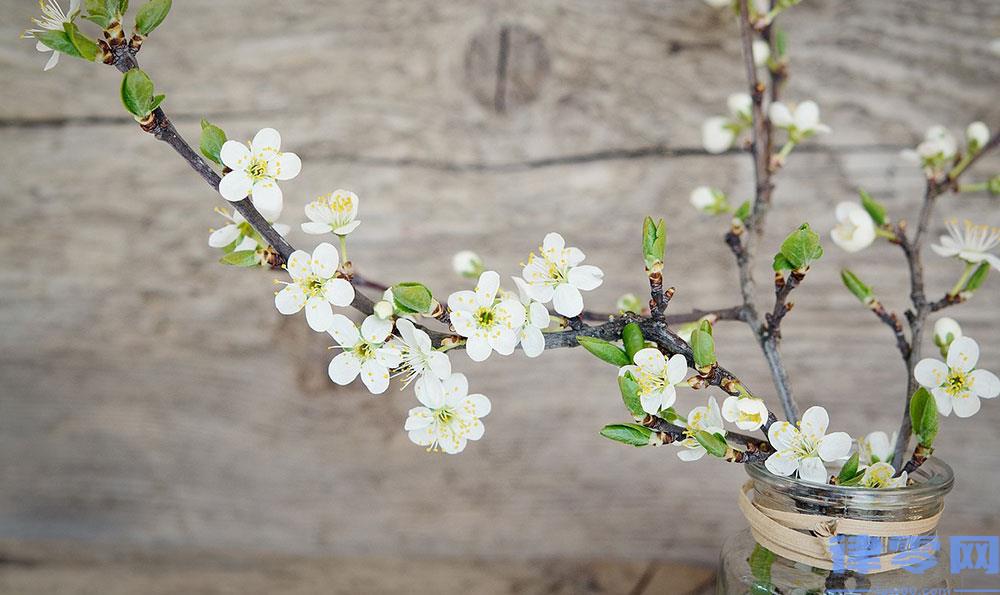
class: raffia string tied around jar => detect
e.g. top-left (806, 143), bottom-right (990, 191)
top-left (737, 481), bottom-right (944, 573)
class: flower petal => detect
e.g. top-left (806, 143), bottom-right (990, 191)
top-left (794, 101), bottom-right (820, 130)
top-left (304, 296), bottom-right (334, 332)
top-left (767, 421), bottom-right (798, 452)
top-left (489, 327), bottom-right (519, 356)
top-left (914, 358), bottom-right (948, 389)
top-left (450, 310), bottom-right (476, 336)
top-left (665, 353), bottom-right (688, 385)
top-left (359, 359), bottom-right (390, 394)
top-left (285, 250), bottom-right (312, 279)
top-left (208, 224), bottom-right (241, 248)
top-left (799, 406), bottom-right (829, 442)
top-left (798, 456), bottom-right (828, 484)
top-left (496, 300), bottom-right (526, 329)
top-left (931, 387), bottom-right (952, 416)
top-left (529, 302), bottom-right (550, 329)
top-left (404, 407), bottom-right (433, 430)
top-left (639, 390), bottom-right (664, 415)
top-left (947, 336), bottom-right (979, 372)
top-left (427, 351), bottom-right (452, 379)
top-left (633, 347), bottom-right (666, 373)
top-left (323, 278), bottom-right (355, 307)
top-left (542, 232), bottom-right (565, 256)
top-left (768, 102), bottom-right (794, 128)
top-left (764, 449), bottom-right (799, 477)
top-left (218, 169), bottom-right (252, 202)
top-left (311, 242), bottom-right (340, 278)
top-left (568, 264), bottom-right (604, 291)
top-left (447, 290), bottom-right (479, 313)
top-left (376, 345), bottom-right (402, 369)
top-left (551, 283), bottom-right (583, 317)
top-left (475, 270), bottom-right (501, 305)
top-left (251, 127), bottom-right (281, 154)
top-left (250, 180), bottom-right (283, 215)
top-left (301, 221), bottom-right (331, 235)
top-left (970, 369), bottom-right (1000, 399)
top-left (442, 373), bottom-right (470, 404)
top-left (520, 326), bottom-right (545, 358)
top-left (466, 334), bottom-right (492, 362)
top-left (328, 352), bottom-right (361, 385)
top-left (327, 313), bottom-right (360, 347)
top-left (415, 376), bottom-right (444, 409)
top-left (677, 447), bottom-right (706, 462)
top-left (408, 424), bottom-right (437, 447)
top-left (818, 432), bottom-right (852, 462)
top-left (361, 314), bottom-right (393, 343)
top-left (274, 284), bottom-right (306, 315)
top-left (271, 152), bottom-right (301, 181)
top-left (461, 393), bottom-right (491, 418)
top-left (219, 140), bottom-right (251, 170)
top-left (951, 391), bottom-right (981, 417)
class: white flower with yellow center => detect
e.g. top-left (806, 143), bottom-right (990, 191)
top-left (676, 396), bottom-right (726, 461)
top-left (405, 373), bottom-right (491, 454)
top-left (931, 219), bottom-right (1000, 272)
top-left (388, 318), bottom-right (451, 388)
top-left (512, 276), bottom-right (552, 358)
top-left (219, 128), bottom-right (301, 216)
top-left (769, 100), bottom-right (831, 141)
top-left (327, 314), bottom-right (402, 395)
top-left (859, 430), bottom-right (897, 465)
top-left (831, 202), bottom-right (876, 253)
top-left (520, 232), bottom-right (604, 318)
top-left (860, 462), bottom-right (907, 489)
top-left (21, 0), bottom-right (80, 71)
top-left (274, 243), bottom-right (355, 332)
top-left (765, 406), bottom-right (852, 483)
top-left (721, 396), bottom-right (769, 432)
top-left (914, 337), bottom-right (999, 418)
top-left (621, 347), bottom-right (688, 415)
top-left (301, 189), bottom-right (361, 236)
top-left (448, 271), bottom-right (525, 362)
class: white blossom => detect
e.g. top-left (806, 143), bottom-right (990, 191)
top-left (676, 397), bottom-right (726, 462)
top-left (690, 186), bottom-right (729, 215)
top-left (301, 189), bottom-right (361, 236)
top-left (274, 243), bottom-right (355, 332)
top-left (388, 318), bottom-right (452, 388)
top-left (702, 116), bottom-right (737, 154)
top-left (933, 317), bottom-right (962, 355)
top-left (727, 93), bottom-right (752, 122)
top-left (859, 430), bottom-right (896, 465)
top-left (752, 39), bottom-right (771, 68)
top-left (622, 348), bottom-right (688, 415)
top-left (931, 219), bottom-right (1000, 272)
top-left (966, 121), bottom-right (990, 152)
top-left (448, 271), bottom-right (526, 362)
top-left (721, 396), bottom-right (769, 432)
top-left (860, 462), bottom-right (907, 489)
top-left (373, 300), bottom-right (395, 320)
top-left (452, 250), bottom-right (484, 278)
top-left (21, 0), bottom-right (80, 71)
top-left (405, 373), bottom-right (491, 454)
top-left (327, 314), bottom-right (401, 395)
top-left (218, 128), bottom-right (301, 216)
top-left (769, 100), bottom-right (831, 140)
top-left (520, 232), bottom-right (604, 318)
top-left (914, 337), bottom-right (999, 418)
top-left (209, 207), bottom-right (290, 264)
top-left (830, 202), bottom-right (876, 253)
top-left (765, 406), bottom-right (852, 483)
top-left (901, 125), bottom-right (957, 169)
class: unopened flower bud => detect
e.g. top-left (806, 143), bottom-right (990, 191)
top-left (690, 186), bottom-right (730, 215)
top-left (933, 317), bottom-right (962, 356)
top-left (373, 300), bottom-right (394, 320)
top-left (966, 121), bottom-right (990, 153)
top-left (451, 250), bottom-right (484, 278)
top-left (752, 39), bottom-right (770, 68)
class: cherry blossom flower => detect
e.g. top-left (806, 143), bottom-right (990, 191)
top-left (769, 100), bottom-right (831, 141)
top-left (860, 462), bottom-right (907, 489)
top-left (859, 430), bottom-right (897, 465)
top-left (830, 202), bottom-right (876, 253)
top-left (765, 406), bottom-right (852, 483)
top-left (931, 219), bottom-right (1000, 272)
top-left (722, 396), bottom-right (769, 432)
top-left (274, 243), bottom-right (355, 332)
top-left (21, 0), bottom-right (80, 71)
top-left (452, 251), bottom-right (484, 278)
top-left (512, 277), bottom-right (551, 358)
top-left (690, 186), bottom-right (730, 215)
top-left (448, 271), bottom-right (525, 362)
top-left (520, 232), bottom-right (604, 317)
top-left (701, 95), bottom-right (751, 155)
top-left (966, 121), bottom-right (990, 152)
top-left (208, 207), bottom-right (290, 262)
top-left (405, 373), bottom-right (491, 454)
top-left (622, 348), bottom-right (689, 415)
top-left (388, 318), bottom-right (451, 388)
top-left (914, 337), bottom-right (999, 418)
top-left (901, 125), bottom-right (957, 170)
top-left (301, 189), bottom-right (361, 236)
top-left (327, 314), bottom-right (401, 395)
top-left (676, 397), bottom-right (726, 462)
top-left (219, 128), bottom-right (301, 216)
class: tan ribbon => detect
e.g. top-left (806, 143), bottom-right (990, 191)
top-left (738, 481), bottom-right (943, 573)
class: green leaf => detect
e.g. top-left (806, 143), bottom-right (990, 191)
top-left (694, 430), bottom-right (728, 458)
top-left (840, 269), bottom-right (874, 305)
top-left (776, 223), bottom-right (823, 271)
top-left (733, 200), bottom-right (751, 224)
top-left (64, 23), bottom-right (98, 62)
top-left (219, 250), bottom-right (260, 267)
top-left (690, 329), bottom-right (716, 368)
top-left (33, 29), bottom-right (83, 59)
top-left (642, 216), bottom-right (666, 270)
top-left (771, 253), bottom-right (792, 272)
top-left (199, 119), bottom-right (228, 165)
top-left (749, 544), bottom-right (775, 584)
top-left (391, 282), bottom-right (433, 314)
top-left (600, 423), bottom-right (652, 447)
top-left (120, 68), bottom-right (155, 118)
top-left (577, 336), bottom-right (630, 367)
top-left (858, 189), bottom-right (887, 226)
top-left (83, 0), bottom-right (112, 27)
top-left (839, 470), bottom-right (865, 487)
top-left (909, 387), bottom-right (938, 447)
top-left (118, 0), bottom-right (129, 14)
top-left (149, 93), bottom-right (166, 112)
top-left (775, 29), bottom-right (788, 58)
top-left (621, 322), bottom-right (644, 361)
top-left (618, 372), bottom-right (645, 418)
top-left (135, 0), bottom-right (171, 35)
top-left (837, 452), bottom-right (860, 484)
top-left (963, 262), bottom-right (990, 293)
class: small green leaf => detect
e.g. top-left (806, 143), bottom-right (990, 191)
top-left (694, 430), bottom-right (728, 458)
top-left (642, 216), bottom-right (666, 270)
top-left (199, 119), bottom-right (228, 165)
top-left (698, 319), bottom-right (713, 336)
top-left (963, 262), bottom-right (990, 293)
top-left (776, 223), bottom-right (823, 271)
top-left (149, 93), bottom-right (166, 112)
top-left (120, 68), bottom-right (155, 118)
top-left (838, 470), bottom-right (866, 487)
top-left (909, 387), bottom-right (938, 447)
top-left (219, 250), bottom-right (260, 267)
top-left (837, 452), bottom-right (860, 484)
top-left (775, 29), bottom-right (788, 58)
top-left (690, 328), bottom-right (716, 368)
top-left (391, 282), bottom-right (433, 314)
top-left (135, 0), bottom-right (171, 35)
top-left (840, 269), bottom-right (874, 305)
top-left (733, 200), bottom-right (751, 224)
top-left (618, 372), bottom-right (644, 418)
top-left (63, 22), bottom-right (98, 62)
top-left (771, 253), bottom-right (792, 272)
top-left (859, 189), bottom-right (887, 226)
top-left (33, 29), bottom-right (83, 59)
top-left (577, 336), bottom-right (630, 367)
top-left (84, 0), bottom-right (112, 27)
top-left (621, 322), bottom-right (644, 361)
top-left (118, 0), bottom-right (129, 14)
top-left (600, 423), bottom-right (652, 447)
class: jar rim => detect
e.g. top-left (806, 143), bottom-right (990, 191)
top-left (745, 457), bottom-right (954, 499)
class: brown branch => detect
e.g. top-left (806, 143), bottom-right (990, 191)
top-left (641, 414), bottom-right (772, 463)
top-left (869, 300), bottom-right (911, 360)
top-left (764, 270), bottom-right (803, 340)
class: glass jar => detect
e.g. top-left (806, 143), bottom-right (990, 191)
top-left (718, 458), bottom-right (955, 594)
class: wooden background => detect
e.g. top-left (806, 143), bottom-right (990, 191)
top-left (1, 0), bottom-right (999, 579)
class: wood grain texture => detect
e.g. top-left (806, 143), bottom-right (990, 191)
top-left (0, 0), bottom-right (999, 566)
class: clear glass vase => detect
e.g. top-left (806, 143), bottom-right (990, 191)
top-left (718, 458), bottom-right (955, 594)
